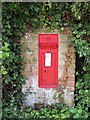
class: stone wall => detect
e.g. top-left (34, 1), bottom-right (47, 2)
top-left (21, 28), bottom-right (75, 108)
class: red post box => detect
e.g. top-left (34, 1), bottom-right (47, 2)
top-left (38, 34), bottom-right (58, 88)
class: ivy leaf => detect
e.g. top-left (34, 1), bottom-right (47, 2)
top-left (61, 113), bottom-right (66, 118)
top-left (61, 27), bottom-right (64, 31)
top-left (78, 23), bottom-right (82, 27)
top-left (73, 114), bottom-right (80, 118)
top-left (0, 51), bottom-right (2, 59)
top-left (70, 108), bottom-right (77, 113)
top-left (78, 15), bottom-right (81, 20)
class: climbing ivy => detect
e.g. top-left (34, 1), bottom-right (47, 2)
top-left (1, 2), bottom-right (90, 118)
top-left (70, 3), bottom-right (90, 111)
top-left (71, 22), bottom-right (90, 111)
top-left (2, 3), bottom-right (26, 109)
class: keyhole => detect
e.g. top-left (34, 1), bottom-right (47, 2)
top-left (44, 70), bottom-right (46, 72)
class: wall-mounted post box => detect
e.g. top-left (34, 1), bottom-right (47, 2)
top-left (38, 34), bottom-right (58, 88)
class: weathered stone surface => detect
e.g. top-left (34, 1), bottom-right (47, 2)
top-left (21, 28), bottom-right (75, 108)
top-left (64, 91), bottom-right (74, 107)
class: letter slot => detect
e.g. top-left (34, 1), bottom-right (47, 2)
top-left (45, 53), bottom-right (51, 67)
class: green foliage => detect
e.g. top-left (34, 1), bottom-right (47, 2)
top-left (2, 3), bottom-right (26, 110)
top-left (71, 3), bottom-right (90, 20)
top-left (2, 104), bottom-right (88, 119)
top-left (71, 21), bottom-right (90, 112)
top-left (2, 2), bottom-right (90, 119)
top-left (71, 23), bottom-right (90, 57)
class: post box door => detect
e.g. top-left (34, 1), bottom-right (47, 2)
top-left (38, 34), bottom-right (58, 88)
top-left (41, 52), bottom-right (57, 87)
